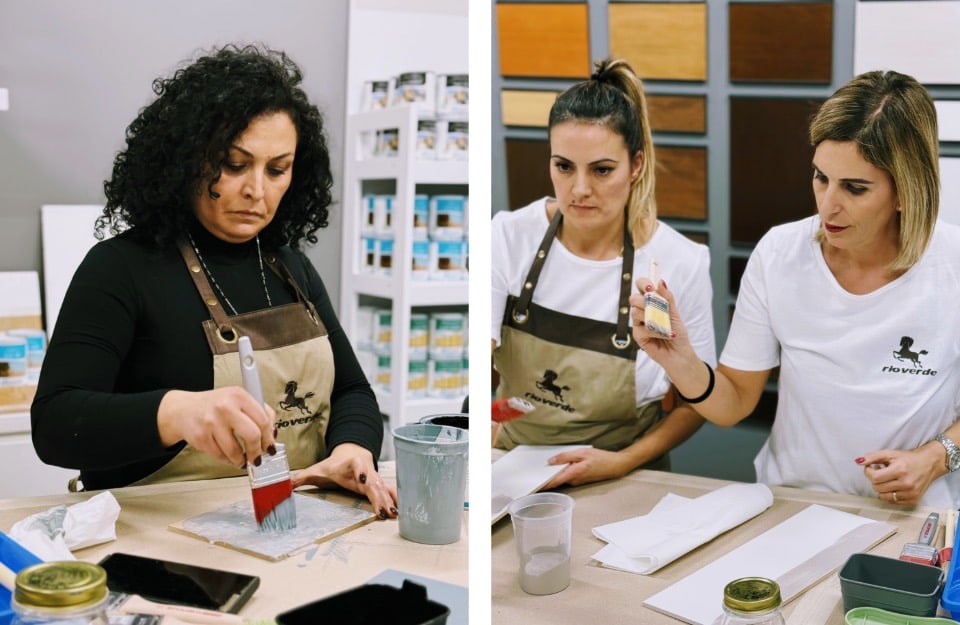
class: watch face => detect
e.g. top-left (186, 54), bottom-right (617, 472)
top-left (950, 453), bottom-right (960, 471)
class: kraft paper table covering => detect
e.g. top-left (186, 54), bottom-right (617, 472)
top-left (491, 469), bottom-right (933, 624)
top-left (0, 462), bottom-right (467, 620)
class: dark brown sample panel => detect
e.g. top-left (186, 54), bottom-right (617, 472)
top-left (729, 2), bottom-right (833, 83)
top-left (505, 139), bottom-right (553, 210)
top-left (730, 97), bottom-right (822, 245)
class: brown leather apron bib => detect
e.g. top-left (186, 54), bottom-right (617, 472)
top-left (494, 210), bottom-right (666, 467)
top-left (130, 241), bottom-right (335, 485)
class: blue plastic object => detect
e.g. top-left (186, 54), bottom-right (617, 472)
top-left (940, 517), bottom-right (960, 617)
top-left (0, 532), bottom-right (42, 625)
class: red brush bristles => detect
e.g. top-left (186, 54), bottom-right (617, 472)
top-left (251, 478), bottom-right (295, 530)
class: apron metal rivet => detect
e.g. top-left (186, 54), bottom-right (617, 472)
top-left (524, 282), bottom-right (533, 290)
top-left (206, 298), bottom-right (218, 306)
top-left (191, 264), bottom-right (201, 273)
top-left (623, 273), bottom-right (631, 281)
top-left (537, 250), bottom-right (546, 259)
top-left (620, 306), bottom-right (628, 314)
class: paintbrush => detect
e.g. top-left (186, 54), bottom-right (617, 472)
top-left (644, 257), bottom-right (672, 339)
top-left (238, 336), bottom-right (297, 533)
top-left (900, 512), bottom-right (939, 566)
top-left (492, 396), bottom-right (535, 423)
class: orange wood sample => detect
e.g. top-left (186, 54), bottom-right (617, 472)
top-left (497, 3), bottom-right (591, 78)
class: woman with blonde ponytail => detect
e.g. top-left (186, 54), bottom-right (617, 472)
top-left (491, 58), bottom-right (716, 487)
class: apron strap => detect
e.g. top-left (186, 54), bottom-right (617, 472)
top-left (177, 238), bottom-right (236, 341)
top-left (510, 208), bottom-right (563, 324)
top-left (262, 253), bottom-right (321, 326)
top-left (511, 207), bottom-right (635, 350)
top-left (614, 210), bottom-right (635, 350)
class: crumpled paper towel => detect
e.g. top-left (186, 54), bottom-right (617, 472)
top-left (8, 491), bottom-right (121, 561)
top-left (591, 482), bottom-right (773, 574)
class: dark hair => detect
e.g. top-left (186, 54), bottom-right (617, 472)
top-left (548, 58), bottom-right (657, 245)
top-left (99, 43), bottom-right (332, 251)
top-left (810, 70), bottom-right (939, 270)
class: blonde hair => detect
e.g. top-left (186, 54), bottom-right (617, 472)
top-left (810, 70), bottom-right (939, 271)
top-left (549, 58), bottom-right (657, 246)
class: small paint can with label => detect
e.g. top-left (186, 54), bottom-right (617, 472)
top-left (0, 334), bottom-right (28, 385)
top-left (6, 328), bottom-right (46, 369)
top-left (407, 358), bottom-right (428, 399)
top-left (373, 309), bottom-right (392, 354)
top-left (409, 313), bottom-right (430, 360)
top-left (377, 237), bottom-right (394, 276)
top-left (413, 194), bottom-right (430, 241)
top-left (429, 195), bottom-right (466, 241)
top-left (429, 312), bottom-right (467, 359)
top-left (412, 240), bottom-right (431, 281)
top-left (360, 236), bottom-right (378, 273)
top-left (428, 356), bottom-right (464, 399)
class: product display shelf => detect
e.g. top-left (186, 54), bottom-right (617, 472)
top-left (340, 105), bottom-right (468, 432)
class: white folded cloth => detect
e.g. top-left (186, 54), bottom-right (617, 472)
top-left (592, 482), bottom-right (773, 574)
top-left (9, 491), bottom-right (121, 561)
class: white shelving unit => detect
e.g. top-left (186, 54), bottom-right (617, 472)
top-left (0, 410), bottom-right (76, 497)
top-left (339, 105), bottom-right (468, 434)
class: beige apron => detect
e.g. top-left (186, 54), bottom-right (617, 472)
top-left (494, 209), bottom-right (667, 468)
top-left (130, 241), bottom-right (336, 485)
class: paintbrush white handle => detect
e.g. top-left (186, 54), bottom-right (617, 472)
top-left (0, 560), bottom-right (17, 592)
top-left (238, 336), bottom-right (264, 406)
top-left (116, 594), bottom-right (242, 624)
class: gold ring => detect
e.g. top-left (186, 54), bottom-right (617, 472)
top-left (892, 491), bottom-right (898, 503)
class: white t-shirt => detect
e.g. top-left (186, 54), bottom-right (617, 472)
top-left (722, 215), bottom-right (960, 507)
top-left (492, 197), bottom-right (717, 407)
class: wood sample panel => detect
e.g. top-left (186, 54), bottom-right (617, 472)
top-left (648, 95), bottom-right (707, 134)
top-left (609, 3), bottom-right (707, 81)
top-left (729, 2), bottom-right (833, 83)
top-left (505, 138), bottom-right (554, 210)
top-left (656, 146), bottom-right (707, 220)
top-left (497, 3), bottom-right (591, 78)
top-left (501, 90), bottom-right (557, 127)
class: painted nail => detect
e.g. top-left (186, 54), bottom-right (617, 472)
top-left (254, 456), bottom-right (262, 467)
top-left (855, 457), bottom-right (865, 464)
top-left (273, 427), bottom-right (278, 438)
top-left (645, 284), bottom-right (653, 292)
top-left (390, 507), bottom-right (398, 516)
top-left (267, 445), bottom-right (277, 456)
top-left (670, 331), bottom-right (677, 339)
top-left (379, 507), bottom-right (388, 519)
top-left (359, 472), bottom-right (367, 484)
top-left (662, 280), bottom-right (668, 290)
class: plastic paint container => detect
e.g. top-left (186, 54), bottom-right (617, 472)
top-left (6, 328), bottom-right (46, 369)
top-left (375, 353), bottom-right (391, 392)
top-left (377, 128), bottom-right (399, 158)
top-left (428, 195), bottom-right (466, 241)
top-left (373, 309), bottom-right (392, 354)
top-left (391, 71), bottom-right (437, 116)
top-left (377, 238), bottom-right (394, 276)
top-left (360, 236), bottom-right (378, 273)
top-left (839, 552), bottom-right (943, 616)
top-left (428, 356), bottom-right (464, 399)
top-left (430, 240), bottom-right (468, 281)
top-left (409, 313), bottom-right (430, 360)
top-left (413, 194), bottom-right (429, 241)
top-left (0, 335), bottom-right (28, 385)
top-left (417, 120), bottom-right (437, 160)
top-left (361, 79), bottom-right (391, 111)
top-left (436, 74), bottom-right (468, 119)
top-left (429, 313), bottom-right (466, 359)
top-left (407, 358), bottom-right (428, 399)
top-left (412, 240), bottom-right (431, 281)
top-left (440, 120), bottom-right (468, 161)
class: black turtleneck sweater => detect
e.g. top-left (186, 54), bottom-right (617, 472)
top-left (31, 225), bottom-right (382, 490)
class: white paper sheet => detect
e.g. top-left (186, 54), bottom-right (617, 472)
top-left (491, 444), bottom-right (590, 524)
top-left (643, 504), bottom-right (897, 625)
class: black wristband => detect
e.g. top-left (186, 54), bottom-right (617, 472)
top-left (676, 360), bottom-right (715, 404)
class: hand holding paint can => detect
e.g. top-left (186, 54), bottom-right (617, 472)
top-left (238, 336), bottom-right (296, 533)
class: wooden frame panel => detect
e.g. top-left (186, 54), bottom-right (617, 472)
top-left (609, 3), bottom-right (707, 81)
top-left (497, 3), bottom-right (591, 78)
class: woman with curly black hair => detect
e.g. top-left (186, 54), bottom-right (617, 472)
top-left (31, 43), bottom-right (398, 519)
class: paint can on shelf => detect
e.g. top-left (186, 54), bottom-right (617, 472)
top-left (0, 334), bottom-right (28, 386)
top-left (428, 195), bottom-right (466, 241)
top-left (429, 312), bottom-right (467, 359)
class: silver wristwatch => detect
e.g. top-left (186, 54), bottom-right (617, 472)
top-left (935, 434), bottom-right (960, 472)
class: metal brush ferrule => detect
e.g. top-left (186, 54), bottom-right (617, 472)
top-left (248, 442), bottom-right (292, 489)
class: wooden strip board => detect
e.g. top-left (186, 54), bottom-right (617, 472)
top-left (648, 95), bottom-right (706, 134)
top-left (656, 146), bottom-right (707, 220)
top-left (501, 90), bottom-right (557, 127)
top-left (497, 3), bottom-right (590, 78)
top-left (169, 493), bottom-right (376, 562)
top-left (729, 2), bottom-right (833, 83)
top-left (609, 3), bottom-right (707, 81)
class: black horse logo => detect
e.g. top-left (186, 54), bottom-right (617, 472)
top-left (893, 336), bottom-right (928, 368)
top-left (279, 380), bottom-right (315, 414)
top-left (535, 370), bottom-right (570, 402)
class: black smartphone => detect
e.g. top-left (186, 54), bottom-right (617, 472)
top-left (97, 552), bottom-right (260, 614)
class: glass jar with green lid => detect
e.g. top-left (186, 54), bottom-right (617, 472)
top-left (716, 577), bottom-right (786, 625)
top-left (10, 561), bottom-right (110, 625)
